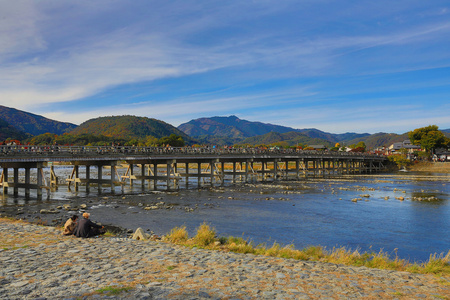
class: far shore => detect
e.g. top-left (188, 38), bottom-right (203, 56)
top-left (407, 161), bottom-right (450, 173)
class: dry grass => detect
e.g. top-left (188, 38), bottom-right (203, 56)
top-left (166, 225), bottom-right (189, 243)
top-left (406, 251), bottom-right (450, 276)
top-left (161, 223), bottom-right (450, 277)
top-left (193, 222), bottom-right (216, 246)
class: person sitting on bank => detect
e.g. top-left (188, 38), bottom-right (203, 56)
top-left (62, 214), bottom-right (78, 235)
top-left (73, 212), bottom-right (105, 238)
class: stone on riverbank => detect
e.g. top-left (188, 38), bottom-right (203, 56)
top-left (39, 209), bottom-right (59, 214)
top-left (131, 227), bottom-right (151, 240)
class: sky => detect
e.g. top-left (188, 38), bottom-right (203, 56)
top-left (0, 0), bottom-right (449, 134)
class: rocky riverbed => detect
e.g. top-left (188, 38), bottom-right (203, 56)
top-left (1, 219), bottom-right (449, 300)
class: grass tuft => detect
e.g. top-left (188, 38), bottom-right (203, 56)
top-left (193, 222), bottom-right (216, 247)
top-left (166, 225), bottom-right (189, 244)
top-left (103, 230), bottom-right (118, 237)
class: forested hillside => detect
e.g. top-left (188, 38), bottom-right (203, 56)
top-left (0, 119), bottom-right (30, 141)
top-left (70, 115), bottom-right (193, 141)
top-left (0, 105), bottom-right (76, 136)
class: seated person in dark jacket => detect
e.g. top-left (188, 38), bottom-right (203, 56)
top-left (73, 212), bottom-right (105, 238)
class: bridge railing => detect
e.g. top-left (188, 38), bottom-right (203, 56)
top-left (0, 145), bottom-right (384, 159)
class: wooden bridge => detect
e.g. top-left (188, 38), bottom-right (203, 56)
top-left (0, 145), bottom-right (388, 198)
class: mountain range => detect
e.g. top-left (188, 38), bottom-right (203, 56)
top-left (177, 115), bottom-right (376, 146)
top-left (0, 105), bottom-right (76, 136)
top-left (0, 105), bottom-right (448, 148)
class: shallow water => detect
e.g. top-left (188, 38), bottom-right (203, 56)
top-left (1, 170), bottom-right (449, 262)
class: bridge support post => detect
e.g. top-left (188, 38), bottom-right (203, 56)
top-left (185, 163), bottom-right (189, 188)
top-left (86, 165), bottom-right (90, 193)
top-left (2, 168), bottom-right (8, 194)
top-left (197, 163), bottom-right (201, 188)
top-left (153, 163), bottom-right (158, 190)
top-left (141, 164), bottom-right (145, 189)
top-left (273, 160), bottom-right (278, 180)
top-left (50, 165), bottom-right (58, 189)
top-left (221, 162), bottom-right (225, 185)
top-left (37, 166), bottom-right (43, 198)
top-left (110, 162), bottom-right (116, 193)
top-left (97, 164), bottom-right (102, 193)
top-left (14, 168), bottom-right (18, 197)
top-left (24, 168), bottom-right (30, 198)
top-left (245, 160), bottom-right (249, 182)
top-left (129, 164), bottom-right (134, 187)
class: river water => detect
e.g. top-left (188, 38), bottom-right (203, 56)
top-left (1, 169), bottom-right (449, 263)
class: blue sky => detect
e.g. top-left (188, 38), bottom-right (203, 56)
top-left (0, 0), bottom-right (449, 134)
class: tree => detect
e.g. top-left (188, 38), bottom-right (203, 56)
top-left (388, 154), bottom-right (410, 169)
top-left (356, 141), bottom-right (366, 152)
top-left (408, 125), bottom-right (448, 153)
top-left (157, 134), bottom-right (185, 147)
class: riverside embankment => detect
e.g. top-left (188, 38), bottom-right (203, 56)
top-left (1, 218), bottom-right (449, 300)
top-left (407, 162), bottom-right (450, 173)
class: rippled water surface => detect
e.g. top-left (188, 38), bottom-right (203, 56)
top-left (1, 169), bottom-right (449, 262)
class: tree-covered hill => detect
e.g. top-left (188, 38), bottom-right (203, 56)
top-left (70, 115), bottom-right (194, 142)
top-left (0, 105), bottom-right (76, 136)
top-left (0, 118), bottom-right (30, 141)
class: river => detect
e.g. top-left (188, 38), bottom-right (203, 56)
top-left (1, 170), bottom-right (449, 263)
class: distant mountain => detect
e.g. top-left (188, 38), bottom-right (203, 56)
top-left (442, 128), bottom-right (450, 137)
top-left (71, 115), bottom-right (193, 142)
top-left (0, 105), bottom-right (76, 136)
top-left (241, 131), bottom-right (333, 147)
top-left (178, 115), bottom-right (296, 139)
top-left (344, 132), bottom-right (409, 149)
top-left (178, 116), bottom-right (372, 146)
top-left (0, 118), bottom-right (30, 141)
top-left (297, 128), bottom-right (370, 144)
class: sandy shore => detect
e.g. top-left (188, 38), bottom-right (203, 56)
top-left (1, 218), bottom-right (449, 299)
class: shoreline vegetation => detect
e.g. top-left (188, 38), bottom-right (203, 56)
top-left (164, 223), bottom-right (450, 277)
top-left (2, 218), bottom-right (449, 278)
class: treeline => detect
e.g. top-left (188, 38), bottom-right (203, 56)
top-left (233, 141), bottom-right (367, 152)
top-left (24, 133), bottom-right (185, 147)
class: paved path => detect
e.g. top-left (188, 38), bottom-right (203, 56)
top-left (0, 220), bottom-right (449, 299)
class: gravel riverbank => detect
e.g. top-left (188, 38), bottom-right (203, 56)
top-left (1, 219), bottom-right (449, 299)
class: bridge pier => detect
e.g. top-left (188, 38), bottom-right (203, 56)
top-left (66, 160), bottom-right (120, 194)
top-left (0, 162), bottom-right (48, 199)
